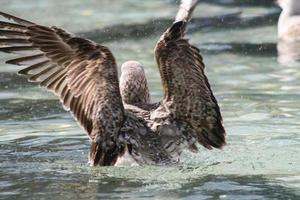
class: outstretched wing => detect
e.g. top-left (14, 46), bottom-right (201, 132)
top-left (0, 12), bottom-right (124, 145)
top-left (154, 1), bottom-right (225, 149)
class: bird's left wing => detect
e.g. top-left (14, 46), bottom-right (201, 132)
top-left (0, 12), bottom-right (125, 163)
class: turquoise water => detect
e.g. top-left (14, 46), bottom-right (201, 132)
top-left (0, 1), bottom-right (299, 199)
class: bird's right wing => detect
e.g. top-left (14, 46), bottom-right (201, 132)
top-left (0, 12), bottom-right (125, 160)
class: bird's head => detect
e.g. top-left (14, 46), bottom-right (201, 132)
top-left (121, 60), bottom-right (145, 75)
top-left (119, 60), bottom-right (150, 105)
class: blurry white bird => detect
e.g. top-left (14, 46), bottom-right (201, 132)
top-left (277, 0), bottom-right (300, 41)
top-left (277, 0), bottom-right (300, 64)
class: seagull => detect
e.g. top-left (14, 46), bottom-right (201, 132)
top-left (0, 0), bottom-right (226, 166)
top-left (277, 0), bottom-right (300, 64)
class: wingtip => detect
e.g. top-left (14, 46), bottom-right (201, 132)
top-left (165, 21), bottom-right (187, 41)
top-left (5, 59), bottom-right (17, 65)
top-left (175, 0), bottom-right (199, 22)
top-left (0, 11), bottom-right (35, 26)
top-left (200, 124), bottom-right (226, 150)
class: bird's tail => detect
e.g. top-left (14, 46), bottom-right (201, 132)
top-left (175, 0), bottom-right (199, 22)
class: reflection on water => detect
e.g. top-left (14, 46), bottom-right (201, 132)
top-left (0, 0), bottom-right (300, 200)
top-left (277, 40), bottom-right (300, 66)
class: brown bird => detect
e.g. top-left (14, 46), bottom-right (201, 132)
top-left (0, 0), bottom-right (225, 166)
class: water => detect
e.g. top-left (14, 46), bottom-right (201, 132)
top-left (0, 1), bottom-right (300, 199)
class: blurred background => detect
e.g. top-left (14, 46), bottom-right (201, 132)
top-left (0, 0), bottom-right (300, 200)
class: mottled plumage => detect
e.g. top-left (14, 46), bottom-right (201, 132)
top-left (0, 0), bottom-right (226, 166)
top-left (153, 20), bottom-right (225, 151)
top-left (120, 61), bottom-right (150, 106)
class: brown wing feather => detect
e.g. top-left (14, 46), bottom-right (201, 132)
top-left (0, 12), bottom-right (124, 145)
top-left (154, 21), bottom-right (226, 149)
